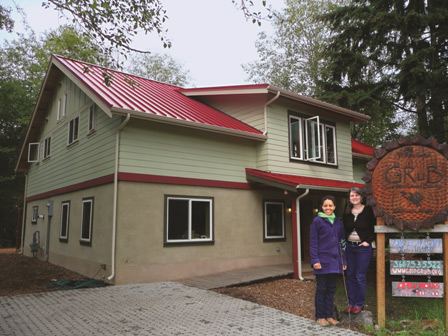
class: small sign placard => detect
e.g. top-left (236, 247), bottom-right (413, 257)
top-left (392, 281), bottom-right (444, 298)
top-left (390, 260), bottom-right (443, 276)
top-left (389, 239), bottom-right (443, 254)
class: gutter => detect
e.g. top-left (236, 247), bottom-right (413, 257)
top-left (108, 113), bottom-right (131, 281)
top-left (19, 174), bottom-right (28, 254)
top-left (295, 188), bottom-right (309, 280)
top-left (263, 91), bottom-right (280, 135)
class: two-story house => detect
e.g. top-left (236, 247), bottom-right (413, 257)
top-left (16, 55), bottom-right (374, 284)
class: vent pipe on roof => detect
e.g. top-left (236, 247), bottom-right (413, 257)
top-left (263, 91), bottom-right (280, 135)
top-left (108, 113), bottom-right (130, 281)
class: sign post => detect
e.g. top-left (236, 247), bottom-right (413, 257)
top-left (376, 217), bottom-right (386, 328)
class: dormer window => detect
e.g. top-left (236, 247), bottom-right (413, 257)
top-left (289, 113), bottom-right (337, 166)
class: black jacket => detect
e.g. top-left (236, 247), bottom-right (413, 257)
top-left (343, 205), bottom-right (376, 244)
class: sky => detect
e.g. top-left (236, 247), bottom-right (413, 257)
top-left (1, 0), bottom-right (284, 88)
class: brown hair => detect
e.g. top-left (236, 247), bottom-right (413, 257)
top-left (345, 187), bottom-right (364, 214)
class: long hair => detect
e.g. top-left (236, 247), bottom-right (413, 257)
top-left (345, 187), bottom-right (364, 214)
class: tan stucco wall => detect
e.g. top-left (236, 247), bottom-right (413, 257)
top-left (22, 183), bottom-right (114, 278)
top-left (114, 181), bottom-right (294, 284)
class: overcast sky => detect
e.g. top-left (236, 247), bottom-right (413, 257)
top-left (1, 0), bottom-right (284, 87)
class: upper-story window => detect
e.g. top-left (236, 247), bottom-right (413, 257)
top-left (68, 116), bottom-right (79, 145)
top-left (289, 113), bottom-right (337, 166)
top-left (57, 93), bottom-right (67, 121)
top-left (43, 136), bottom-right (51, 160)
top-left (88, 104), bottom-right (96, 134)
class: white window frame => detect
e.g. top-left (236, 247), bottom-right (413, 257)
top-left (43, 136), bottom-right (51, 160)
top-left (165, 196), bottom-right (213, 244)
top-left (289, 115), bottom-right (304, 160)
top-left (88, 105), bottom-right (96, 134)
top-left (263, 201), bottom-right (285, 240)
top-left (68, 116), bottom-right (79, 145)
top-left (57, 98), bottom-right (61, 121)
top-left (305, 116), bottom-right (321, 161)
top-left (325, 125), bottom-right (338, 166)
top-left (31, 206), bottom-right (38, 224)
top-left (28, 142), bottom-right (40, 163)
top-left (62, 93), bottom-right (67, 118)
top-left (80, 198), bottom-right (94, 244)
top-left (60, 201), bottom-right (70, 240)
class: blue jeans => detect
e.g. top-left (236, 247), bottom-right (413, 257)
top-left (315, 273), bottom-right (337, 319)
top-left (346, 244), bottom-right (373, 307)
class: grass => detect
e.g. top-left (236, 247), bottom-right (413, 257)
top-left (333, 259), bottom-right (446, 335)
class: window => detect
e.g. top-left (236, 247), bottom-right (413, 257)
top-left (62, 93), bottom-right (67, 118)
top-left (68, 117), bottom-right (79, 145)
top-left (43, 137), bottom-right (51, 160)
top-left (28, 143), bottom-right (40, 163)
top-left (165, 196), bottom-right (213, 244)
top-left (263, 201), bottom-right (285, 240)
top-left (80, 198), bottom-right (94, 244)
top-left (57, 98), bottom-right (61, 121)
top-left (88, 105), bottom-right (96, 133)
top-left (60, 202), bottom-right (70, 241)
top-left (289, 113), bottom-right (337, 166)
top-left (31, 206), bottom-right (38, 224)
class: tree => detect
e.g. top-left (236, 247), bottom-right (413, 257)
top-left (321, 0), bottom-right (448, 144)
top-left (243, 0), bottom-right (337, 96)
top-left (126, 52), bottom-right (191, 87)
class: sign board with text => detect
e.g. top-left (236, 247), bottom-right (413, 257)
top-left (392, 281), bottom-right (444, 298)
top-left (389, 238), bottom-right (443, 254)
top-left (390, 259), bottom-right (443, 276)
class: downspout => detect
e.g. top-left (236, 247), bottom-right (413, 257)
top-left (263, 91), bottom-right (280, 135)
top-left (295, 188), bottom-right (309, 280)
top-left (19, 174), bottom-right (28, 254)
top-left (108, 113), bottom-right (130, 281)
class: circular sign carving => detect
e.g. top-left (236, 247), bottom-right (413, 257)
top-left (362, 136), bottom-right (448, 231)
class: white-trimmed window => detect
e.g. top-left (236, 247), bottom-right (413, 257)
top-left (80, 198), bottom-right (94, 244)
top-left (68, 116), bottom-right (79, 145)
top-left (165, 196), bottom-right (213, 244)
top-left (28, 143), bottom-right (40, 163)
top-left (43, 136), bottom-right (51, 160)
top-left (62, 93), bottom-right (67, 118)
top-left (263, 201), bottom-right (285, 241)
top-left (60, 201), bottom-right (70, 241)
top-left (88, 104), bottom-right (96, 133)
top-left (31, 206), bottom-right (38, 224)
top-left (289, 113), bottom-right (337, 166)
top-left (57, 98), bottom-right (61, 121)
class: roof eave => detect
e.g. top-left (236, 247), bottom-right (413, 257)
top-left (111, 108), bottom-right (267, 141)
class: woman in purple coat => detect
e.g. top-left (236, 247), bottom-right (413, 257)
top-left (310, 195), bottom-right (347, 327)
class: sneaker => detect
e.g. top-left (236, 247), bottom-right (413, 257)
top-left (351, 306), bottom-right (362, 314)
top-left (343, 306), bottom-right (353, 313)
top-left (316, 318), bottom-right (330, 327)
top-left (326, 318), bottom-right (340, 326)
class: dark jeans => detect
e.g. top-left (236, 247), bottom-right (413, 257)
top-left (315, 273), bottom-right (337, 319)
top-left (346, 244), bottom-right (373, 307)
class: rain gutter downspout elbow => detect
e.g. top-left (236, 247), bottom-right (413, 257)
top-left (296, 188), bottom-right (309, 280)
top-left (108, 113), bottom-right (130, 281)
top-left (263, 91), bottom-right (280, 135)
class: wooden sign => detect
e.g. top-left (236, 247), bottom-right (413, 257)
top-left (362, 136), bottom-right (448, 231)
top-left (392, 281), bottom-right (444, 298)
top-left (390, 259), bottom-right (443, 276)
top-left (389, 238), bottom-right (443, 254)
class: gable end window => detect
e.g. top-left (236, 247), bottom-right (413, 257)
top-left (88, 104), bottom-right (96, 134)
top-left (60, 201), bottom-right (70, 242)
top-left (289, 113), bottom-right (337, 166)
top-left (165, 196), bottom-right (213, 245)
top-left (68, 116), bottom-right (79, 145)
top-left (28, 143), bottom-right (40, 163)
top-left (263, 200), bottom-right (285, 241)
top-left (43, 137), bottom-right (51, 160)
top-left (80, 198), bottom-right (94, 245)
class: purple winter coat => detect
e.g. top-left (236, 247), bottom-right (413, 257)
top-left (310, 215), bottom-right (347, 275)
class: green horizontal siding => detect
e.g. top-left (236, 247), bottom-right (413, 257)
top-left (27, 76), bottom-right (119, 197)
top-left (119, 120), bottom-right (258, 182)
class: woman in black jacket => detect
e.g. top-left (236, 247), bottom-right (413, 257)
top-left (343, 187), bottom-right (376, 314)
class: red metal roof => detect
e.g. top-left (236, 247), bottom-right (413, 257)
top-left (351, 139), bottom-right (376, 157)
top-left (246, 168), bottom-right (364, 191)
top-left (53, 55), bottom-right (263, 135)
